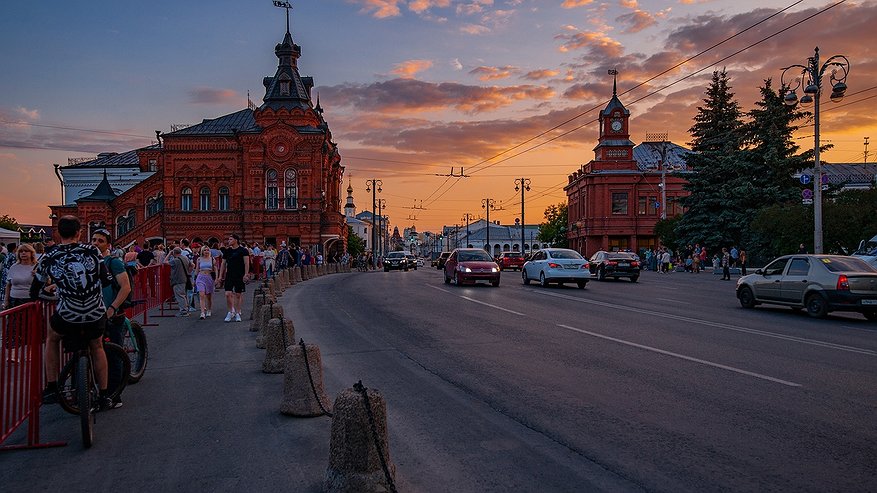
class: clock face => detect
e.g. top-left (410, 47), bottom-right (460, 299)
top-left (276, 144), bottom-right (286, 154)
top-left (611, 119), bottom-right (623, 132)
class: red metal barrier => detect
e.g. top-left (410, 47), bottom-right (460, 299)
top-left (0, 303), bottom-right (64, 450)
top-left (127, 264), bottom-right (173, 324)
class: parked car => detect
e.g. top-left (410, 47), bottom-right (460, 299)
top-left (416, 257), bottom-right (425, 267)
top-left (405, 254), bottom-right (418, 270)
top-left (496, 251), bottom-right (526, 271)
top-left (736, 254), bottom-right (877, 320)
top-left (383, 251), bottom-right (409, 271)
top-left (853, 233), bottom-right (877, 269)
top-left (588, 251), bottom-right (640, 282)
top-left (522, 248), bottom-right (591, 288)
top-left (435, 251), bottom-right (452, 270)
top-left (443, 248), bottom-right (501, 286)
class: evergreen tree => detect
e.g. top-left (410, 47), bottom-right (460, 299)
top-left (346, 225), bottom-right (365, 257)
top-left (676, 69), bottom-right (745, 249)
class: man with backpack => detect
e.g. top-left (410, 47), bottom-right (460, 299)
top-left (91, 228), bottom-right (131, 408)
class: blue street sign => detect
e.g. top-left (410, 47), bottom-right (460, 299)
top-left (799, 174), bottom-right (812, 185)
top-left (654, 202), bottom-right (660, 209)
top-left (821, 174), bottom-right (830, 184)
top-left (802, 189), bottom-right (813, 199)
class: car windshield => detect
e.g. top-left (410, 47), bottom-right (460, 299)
top-left (458, 251), bottom-right (494, 262)
top-left (607, 253), bottom-right (636, 260)
top-left (387, 252), bottom-right (405, 259)
top-left (820, 257), bottom-right (877, 273)
top-left (506, 252), bottom-right (523, 258)
top-left (548, 250), bottom-right (583, 260)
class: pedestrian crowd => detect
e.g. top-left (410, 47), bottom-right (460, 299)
top-left (640, 243), bottom-right (748, 279)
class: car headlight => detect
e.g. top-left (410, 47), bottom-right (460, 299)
top-left (491, 267), bottom-right (498, 273)
top-left (461, 266), bottom-right (472, 272)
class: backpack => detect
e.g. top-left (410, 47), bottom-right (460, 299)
top-left (107, 256), bottom-right (136, 309)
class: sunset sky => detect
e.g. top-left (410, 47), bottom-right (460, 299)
top-left (2, 0), bottom-right (875, 231)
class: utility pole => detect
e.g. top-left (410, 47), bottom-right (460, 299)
top-left (515, 178), bottom-right (531, 253)
top-left (366, 179), bottom-right (382, 256)
top-left (461, 213), bottom-right (475, 248)
top-left (865, 137), bottom-right (870, 163)
top-left (377, 198), bottom-right (386, 257)
top-left (481, 198), bottom-right (497, 255)
top-left (646, 133), bottom-right (669, 220)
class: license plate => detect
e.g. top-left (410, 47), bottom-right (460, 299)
top-left (863, 299), bottom-right (877, 305)
top-left (564, 264), bottom-right (580, 269)
top-left (618, 262), bottom-right (629, 267)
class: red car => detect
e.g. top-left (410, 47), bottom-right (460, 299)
top-left (443, 248), bottom-right (501, 287)
top-left (495, 251), bottom-right (526, 271)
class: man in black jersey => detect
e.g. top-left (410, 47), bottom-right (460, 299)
top-left (217, 233), bottom-right (249, 322)
top-left (33, 216), bottom-right (112, 410)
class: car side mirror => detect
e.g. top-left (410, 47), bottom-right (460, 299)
top-left (754, 269), bottom-right (764, 276)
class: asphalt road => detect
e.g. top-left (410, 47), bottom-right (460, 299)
top-left (2, 267), bottom-right (875, 492)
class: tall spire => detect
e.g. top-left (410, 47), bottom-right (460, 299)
top-left (259, 9), bottom-right (312, 111)
top-left (609, 68), bottom-right (618, 96)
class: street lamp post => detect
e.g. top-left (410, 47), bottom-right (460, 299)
top-left (481, 198), bottom-right (496, 255)
top-left (515, 178), bottom-right (531, 254)
top-left (377, 198), bottom-right (386, 257)
top-left (781, 47), bottom-right (850, 254)
top-left (365, 179), bottom-right (382, 256)
top-left (461, 213), bottom-right (475, 248)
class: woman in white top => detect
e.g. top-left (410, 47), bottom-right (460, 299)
top-left (2, 243), bottom-right (37, 310)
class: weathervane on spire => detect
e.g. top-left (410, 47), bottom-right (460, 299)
top-left (273, 1), bottom-right (292, 34)
top-left (608, 69), bottom-right (618, 96)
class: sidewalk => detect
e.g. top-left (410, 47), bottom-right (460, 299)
top-left (0, 283), bottom-right (333, 492)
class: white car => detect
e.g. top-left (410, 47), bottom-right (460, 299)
top-left (522, 248), bottom-right (591, 288)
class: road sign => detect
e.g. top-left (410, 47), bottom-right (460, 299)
top-left (802, 198), bottom-right (813, 205)
top-left (654, 202), bottom-right (660, 209)
top-left (799, 174), bottom-right (812, 185)
top-left (801, 189), bottom-right (813, 199)
top-left (821, 174), bottom-right (830, 184)
top-left (822, 184), bottom-right (829, 191)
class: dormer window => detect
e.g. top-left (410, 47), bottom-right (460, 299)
top-left (279, 76), bottom-right (291, 96)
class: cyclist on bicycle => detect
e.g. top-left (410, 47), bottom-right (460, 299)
top-left (91, 228), bottom-right (131, 408)
top-left (34, 216), bottom-right (114, 410)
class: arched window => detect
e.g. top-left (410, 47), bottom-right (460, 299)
top-left (147, 193), bottom-right (164, 217)
top-left (503, 244), bottom-right (510, 252)
top-left (284, 169), bottom-right (297, 209)
top-left (116, 210), bottom-right (135, 237)
top-left (218, 186), bottom-right (230, 211)
top-left (199, 186), bottom-right (211, 211)
top-left (181, 187), bottom-right (192, 212)
top-left (266, 170), bottom-right (279, 210)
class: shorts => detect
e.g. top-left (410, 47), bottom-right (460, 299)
top-left (223, 276), bottom-right (246, 293)
top-left (50, 312), bottom-right (106, 342)
top-left (196, 273), bottom-right (215, 294)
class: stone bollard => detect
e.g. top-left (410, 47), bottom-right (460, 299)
top-left (301, 264), bottom-right (310, 281)
top-left (281, 269), bottom-right (290, 288)
top-left (280, 340), bottom-right (332, 417)
top-left (251, 294), bottom-right (267, 322)
top-left (262, 317), bottom-right (295, 373)
top-left (308, 264), bottom-right (316, 279)
top-left (324, 383), bottom-right (397, 493)
top-left (293, 266), bottom-right (302, 283)
top-left (272, 276), bottom-right (282, 296)
top-left (255, 303), bottom-right (284, 347)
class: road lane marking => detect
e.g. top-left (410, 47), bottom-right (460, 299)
top-left (657, 297), bottom-right (690, 305)
top-left (534, 290), bottom-right (877, 357)
top-left (460, 296), bottom-right (525, 316)
top-left (425, 284), bottom-right (525, 316)
top-left (557, 324), bottom-right (802, 388)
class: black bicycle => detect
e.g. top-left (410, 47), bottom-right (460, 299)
top-left (119, 315), bottom-right (148, 383)
top-left (58, 338), bottom-right (130, 447)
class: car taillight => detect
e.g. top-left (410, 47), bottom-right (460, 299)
top-left (837, 275), bottom-right (850, 291)
top-left (548, 262), bottom-right (561, 269)
top-left (631, 261), bottom-right (639, 267)
top-left (581, 263), bottom-right (589, 269)
top-left (608, 261), bottom-right (618, 266)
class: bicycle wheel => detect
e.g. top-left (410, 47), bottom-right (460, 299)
top-left (77, 355), bottom-right (94, 448)
top-left (123, 320), bottom-right (148, 383)
top-left (59, 343), bottom-right (130, 414)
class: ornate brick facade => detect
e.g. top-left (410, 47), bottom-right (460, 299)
top-left (565, 76), bottom-right (691, 257)
top-left (50, 27), bottom-right (346, 256)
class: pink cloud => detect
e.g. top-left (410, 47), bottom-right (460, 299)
top-left (188, 87), bottom-right (239, 104)
top-left (469, 65), bottom-right (519, 81)
top-left (616, 10), bottom-right (657, 33)
top-left (350, 0), bottom-right (403, 18)
top-left (523, 69), bottom-right (560, 80)
top-left (555, 30), bottom-right (624, 57)
top-left (561, 0), bottom-right (594, 7)
top-left (391, 59), bottom-right (434, 78)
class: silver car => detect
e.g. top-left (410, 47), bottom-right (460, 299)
top-left (522, 248), bottom-right (591, 288)
top-left (736, 254), bottom-right (877, 320)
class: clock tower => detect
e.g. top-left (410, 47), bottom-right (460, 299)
top-left (592, 69), bottom-right (635, 169)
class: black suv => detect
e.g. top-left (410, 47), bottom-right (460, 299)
top-left (384, 252), bottom-right (409, 271)
top-left (405, 254), bottom-right (418, 270)
top-left (435, 251), bottom-right (452, 270)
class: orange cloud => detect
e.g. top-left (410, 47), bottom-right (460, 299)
top-left (616, 10), bottom-right (656, 33)
top-left (555, 30), bottom-right (624, 57)
top-left (561, 0), bottom-right (594, 7)
top-left (469, 65), bottom-right (519, 81)
top-left (188, 87), bottom-right (238, 104)
top-left (391, 59), bottom-right (434, 78)
top-left (523, 69), bottom-right (560, 80)
top-left (352, 0), bottom-right (402, 18)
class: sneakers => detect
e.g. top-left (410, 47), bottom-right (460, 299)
top-left (99, 396), bottom-right (114, 412)
top-left (206, 310), bottom-right (212, 317)
top-left (200, 313), bottom-right (206, 320)
top-left (110, 396), bottom-right (123, 409)
top-left (177, 312), bottom-right (190, 317)
top-left (234, 313), bottom-right (242, 322)
top-left (42, 386), bottom-right (59, 404)
top-left (224, 312), bottom-right (233, 322)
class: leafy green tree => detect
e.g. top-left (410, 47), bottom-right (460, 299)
top-left (653, 216), bottom-right (681, 251)
top-left (537, 203), bottom-right (567, 248)
top-left (0, 214), bottom-right (19, 232)
top-left (676, 69), bottom-right (745, 249)
top-left (346, 225), bottom-right (365, 257)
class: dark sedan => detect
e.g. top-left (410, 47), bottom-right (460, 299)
top-left (443, 248), bottom-right (501, 286)
top-left (588, 251), bottom-right (640, 282)
top-left (383, 251), bottom-right (409, 271)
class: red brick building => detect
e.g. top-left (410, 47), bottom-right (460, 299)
top-left (50, 26), bottom-right (346, 255)
top-left (565, 78), bottom-right (691, 257)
